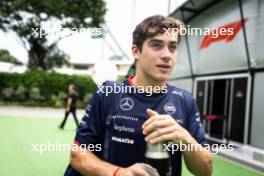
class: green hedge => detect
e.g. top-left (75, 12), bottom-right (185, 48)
top-left (0, 71), bottom-right (97, 108)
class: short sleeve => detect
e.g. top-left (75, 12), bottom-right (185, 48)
top-left (74, 91), bottom-right (105, 146)
top-left (69, 92), bottom-right (78, 99)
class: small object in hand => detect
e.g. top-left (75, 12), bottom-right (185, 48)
top-left (140, 163), bottom-right (159, 176)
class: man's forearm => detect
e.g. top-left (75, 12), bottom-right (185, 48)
top-left (70, 146), bottom-right (118, 176)
top-left (182, 137), bottom-right (212, 176)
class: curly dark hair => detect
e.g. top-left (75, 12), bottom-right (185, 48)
top-left (132, 15), bottom-right (184, 52)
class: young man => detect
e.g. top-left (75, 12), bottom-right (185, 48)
top-left (59, 84), bottom-right (79, 129)
top-left (64, 15), bottom-right (212, 176)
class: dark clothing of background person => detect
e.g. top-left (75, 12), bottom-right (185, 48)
top-left (59, 91), bottom-right (79, 129)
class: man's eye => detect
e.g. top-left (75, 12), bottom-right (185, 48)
top-left (151, 42), bottom-right (162, 49)
top-left (169, 45), bottom-right (177, 52)
top-left (169, 44), bottom-right (177, 49)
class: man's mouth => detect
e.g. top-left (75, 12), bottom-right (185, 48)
top-left (155, 64), bottom-right (171, 73)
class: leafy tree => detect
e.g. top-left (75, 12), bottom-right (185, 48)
top-left (45, 48), bottom-right (70, 68)
top-left (0, 0), bottom-right (106, 70)
top-left (0, 49), bottom-right (22, 65)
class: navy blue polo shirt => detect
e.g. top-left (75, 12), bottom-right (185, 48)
top-left (67, 77), bottom-right (207, 176)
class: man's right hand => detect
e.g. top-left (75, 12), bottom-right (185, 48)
top-left (117, 163), bottom-right (159, 176)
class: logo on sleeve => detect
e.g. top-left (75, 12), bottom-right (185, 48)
top-left (164, 103), bottom-right (176, 114)
top-left (195, 112), bottom-right (201, 122)
top-left (172, 90), bottom-right (183, 98)
top-left (120, 98), bottom-right (134, 111)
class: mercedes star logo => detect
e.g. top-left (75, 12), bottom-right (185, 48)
top-left (120, 98), bottom-right (134, 111)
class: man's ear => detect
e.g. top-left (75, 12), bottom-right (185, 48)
top-left (132, 44), bottom-right (140, 60)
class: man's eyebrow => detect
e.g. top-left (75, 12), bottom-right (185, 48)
top-left (148, 39), bottom-right (177, 45)
top-left (169, 41), bottom-right (177, 45)
top-left (148, 39), bottom-right (163, 43)
top-left (148, 39), bottom-right (178, 45)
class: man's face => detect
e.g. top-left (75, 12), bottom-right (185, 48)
top-left (69, 85), bottom-right (74, 92)
top-left (133, 31), bottom-right (178, 82)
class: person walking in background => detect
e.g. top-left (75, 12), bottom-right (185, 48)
top-left (59, 84), bottom-right (79, 129)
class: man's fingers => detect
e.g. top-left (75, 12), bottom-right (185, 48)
top-left (140, 163), bottom-right (159, 176)
top-left (143, 114), bottom-right (174, 131)
top-left (143, 120), bottom-right (173, 135)
top-left (131, 163), bottom-right (150, 176)
top-left (143, 109), bottom-right (162, 128)
top-left (142, 115), bottom-right (166, 129)
top-left (145, 126), bottom-right (176, 142)
top-left (148, 133), bottom-right (176, 144)
top-left (146, 108), bottom-right (159, 117)
top-left (133, 169), bottom-right (150, 176)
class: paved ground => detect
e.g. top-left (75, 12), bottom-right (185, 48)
top-left (0, 105), bottom-right (85, 119)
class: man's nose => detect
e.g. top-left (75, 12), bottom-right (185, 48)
top-left (160, 47), bottom-right (171, 62)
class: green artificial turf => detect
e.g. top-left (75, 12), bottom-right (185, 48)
top-left (0, 115), bottom-right (263, 176)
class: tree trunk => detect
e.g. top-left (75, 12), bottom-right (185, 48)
top-left (28, 39), bottom-right (48, 70)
